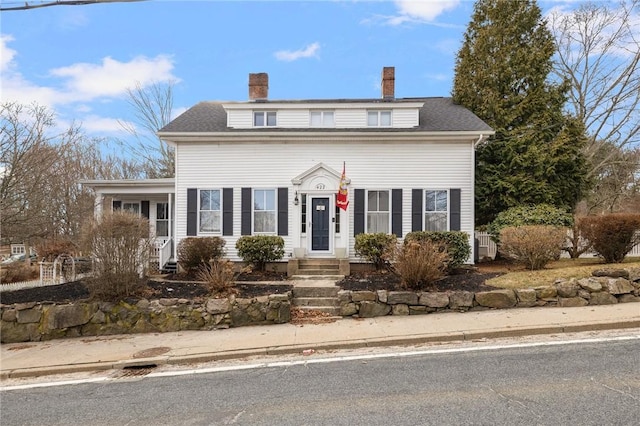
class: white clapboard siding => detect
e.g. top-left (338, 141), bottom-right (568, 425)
top-left (391, 108), bottom-right (419, 128)
top-left (175, 139), bottom-right (474, 261)
top-left (227, 109), bottom-right (253, 128)
top-left (227, 105), bottom-right (420, 129)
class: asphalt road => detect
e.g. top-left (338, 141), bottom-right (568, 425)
top-left (2, 338), bottom-right (639, 425)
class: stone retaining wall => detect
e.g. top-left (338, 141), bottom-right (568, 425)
top-left (2, 269), bottom-right (639, 344)
top-left (0, 293), bottom-right (291, 343)
top-left (338, 268), bottom-right (640, 318)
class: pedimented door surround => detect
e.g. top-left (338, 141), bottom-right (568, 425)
top-left (291, 163), bottom-right (350, 258)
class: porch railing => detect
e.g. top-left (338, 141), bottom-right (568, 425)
top-left (157, 238), bottom-right (172, 270)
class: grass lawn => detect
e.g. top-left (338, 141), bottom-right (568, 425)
top-left (480, 257), bottom-right (640, 290)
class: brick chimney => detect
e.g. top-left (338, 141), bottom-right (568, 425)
top-left (381, 66), bottom-right (395, 99)
top-left (249, 73), bottom-right (268, 100)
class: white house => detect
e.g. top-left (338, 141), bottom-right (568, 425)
top-left (83, 67), bottom-right (493, 272)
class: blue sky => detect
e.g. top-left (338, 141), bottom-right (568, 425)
top-left (1, 0), bottom-right (583, 143)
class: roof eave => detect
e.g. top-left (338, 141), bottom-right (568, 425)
top-left (158, 130), bottom-right (495, 143)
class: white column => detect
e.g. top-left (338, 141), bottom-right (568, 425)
top-left (169, 192), bottom-right (175, 259)
top-left (94, 193), bottom-right (104, 219)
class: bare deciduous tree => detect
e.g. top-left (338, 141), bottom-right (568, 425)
top-left (1, 102), bottom-right (76, 261)
top-left (118, 81), bottom-right (176, 178)
top-left (1, 102), bottom-right (144, 263)
top-left (549, 0), bottom-right (640, 178)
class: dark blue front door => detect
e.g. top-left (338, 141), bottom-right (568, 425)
top-left (311, 197), bottom-right (330, 251)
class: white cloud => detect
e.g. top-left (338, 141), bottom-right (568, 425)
top-left (274, 42), bottom-right (320, 62)
top-left (366, 0), bottom-right (462, 26)
top-left (50, 55), bottom-right (177, 103)
top-left (0, 35), bottom-right (180, 141)
top-left (395, 0), bottom-right (461, 21)
top-left (1, 34), bottom-right (17, 72)
top-left (80, 115), bottom-right (130, 133)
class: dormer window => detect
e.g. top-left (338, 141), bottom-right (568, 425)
top-left (254, 111), bottom-right (277, 127)
top-left (367, 110), bottom-right (391, 127)
top-left (310, 111), bottom-right (335, 127)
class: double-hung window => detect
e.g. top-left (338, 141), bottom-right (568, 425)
top-left (425, 190), bottom-right (448, 231)
top-left (367, 190), bottom-right (390, 233)
top-left (199, 189), bottom-right (221, 233)
top-left (310, 111), bottom-right (335, 127)
top-left (122, 202), bottom-right (140, 215)
top-left (254, 111), bottom-right (277, 127)
top-left (156, 203), bottom-right (169, 237)
top-left (367, 110), bottom-right (391, 127)
top-left (254, 189), bottom-right (276, 233)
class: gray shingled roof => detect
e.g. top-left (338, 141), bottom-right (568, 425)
top-left (159, 97), bottom-right (493, 133)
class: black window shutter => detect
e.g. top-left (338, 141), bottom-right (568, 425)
top-left (241, 188), bottom-right (252, 235)
top-left (391, 189), bottom-right (402, 237)
top-left (223, 188), bottom-right (233, 236)
top-left (277, 187), bottom-right (288, 236)
top-left (354, 189), bottom-right (365, 236)
top-left (112, 200), bottom-right (121, 211)
top-left (186, 189), bottom-right (197, 236)
top-left (411, 189), bottom-right (423, 232)
top-left (141, 200), bottom-right (150, 219)
top-left (450, 188), bottom-right (461, 231)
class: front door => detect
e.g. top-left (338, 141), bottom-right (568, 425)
top-left (311, 197), bottom-right (330, 251)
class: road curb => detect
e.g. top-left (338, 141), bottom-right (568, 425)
top-left (2, 321), bottom-right (638, 380)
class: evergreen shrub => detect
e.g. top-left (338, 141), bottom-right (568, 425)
top-left (235, 235), bottom-right (285, 271)
top-left (354, 233), bottom-right (397, 270)
top-left (177, 237), bottom-right (226, 272)
top-left (488, 204), bottom-right (573, 243)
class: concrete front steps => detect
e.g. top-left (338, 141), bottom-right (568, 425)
top-left (287, 258), bottom-right (350, 277)
top-left (288, 259), bottom-right (348, 316)
top-left (292, 284), bottom-right (342, 316)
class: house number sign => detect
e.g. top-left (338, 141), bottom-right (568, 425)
top-left (316, 183), bottom-right (325, 190)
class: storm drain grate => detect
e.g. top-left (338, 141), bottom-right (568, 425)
top-left (115, 364), bottom-right (159, 378)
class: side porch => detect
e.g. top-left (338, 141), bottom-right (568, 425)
top-left (80, 178), bottom-right (177, 272)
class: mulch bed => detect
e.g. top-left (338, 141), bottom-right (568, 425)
top-left (338, 269), bottom-right (502, 293)
top-left (0, 269), bottom-right (502, 305)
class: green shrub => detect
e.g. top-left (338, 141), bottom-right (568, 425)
top-left (499, 225), bottom-right (566, 270)
top-left (83, 210), bottom-right (152, 300)
top-left (579, 214), bottom-right (640, 263)
top-left (354, 233), bottom-right (397, 270)
top-left (404, 231), bottom-right (471, 269)
top-left (235, 235), bottom-right (285, 271)
top-left (177, 237), bottom-right (226, 272)
top-left (391, 240), bottom-right (448, 290)
top-left (488, 204), bottom-right (573, 243)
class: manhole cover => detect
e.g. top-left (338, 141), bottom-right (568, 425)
top-left (133, 346), bottom-right (171, 358)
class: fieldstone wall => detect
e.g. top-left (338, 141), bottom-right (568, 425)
top-left (338, 268), bottom-right (640, 318)
top-left (0, 293), bottom-right (291, 344)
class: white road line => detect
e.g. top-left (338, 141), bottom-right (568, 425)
top-left (147, 335), bottom-right (640, 377)
top-left (1, 377), bottom-right (109, 391)
top-left (2, 334), bottom-right (638, 391)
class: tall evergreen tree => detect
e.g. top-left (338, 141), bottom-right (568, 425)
top-left (452, 0), bottom-right (589, 225)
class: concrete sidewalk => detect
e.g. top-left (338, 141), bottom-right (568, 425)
top-left (1, 303), bottom-right (639, 379)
